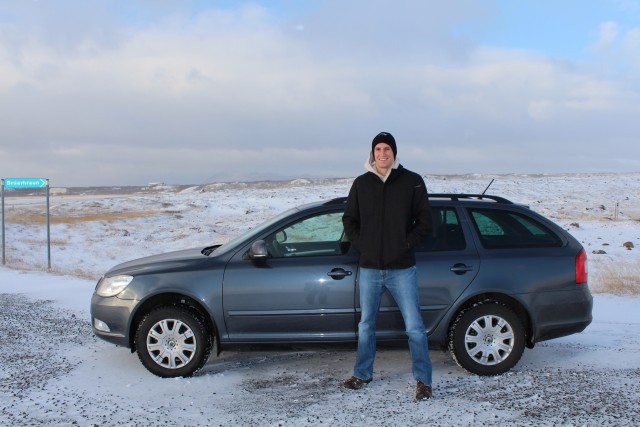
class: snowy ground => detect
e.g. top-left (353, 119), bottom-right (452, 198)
top-left (1, 173), bottom-right (639, 426)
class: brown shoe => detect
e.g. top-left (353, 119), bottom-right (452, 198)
top-left (416, 381), bottom-right (432, 400)
top-left (343, 376), bottom-right (372, 390)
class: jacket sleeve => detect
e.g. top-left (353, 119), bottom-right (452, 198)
top-left (406, 176), bottom-right (433, 248)
top-left (342, 181), bottom-right (362, 251)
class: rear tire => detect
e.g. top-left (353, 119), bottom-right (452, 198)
top-left (136, 306), bottom-right (213, 378)
top-left (449, 301), bottom-right (525, 376)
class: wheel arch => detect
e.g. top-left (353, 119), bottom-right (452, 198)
top-left (447, 292), bottom-right (534, 348)
top-left (130, 292), bottom-right (219, 353)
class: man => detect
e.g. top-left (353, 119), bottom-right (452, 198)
top-left (342, 131), bottom-right (434, 401)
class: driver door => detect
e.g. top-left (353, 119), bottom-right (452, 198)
top-left (222, 210), bottom-right (359, 342)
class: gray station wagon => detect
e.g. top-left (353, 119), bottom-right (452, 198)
top-left (91, 194), bottom-right (592, 378)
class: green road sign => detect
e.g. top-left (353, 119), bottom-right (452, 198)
top-left (3, 178), bottom-right (48, 188)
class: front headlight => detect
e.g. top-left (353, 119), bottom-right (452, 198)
top-left (96, 275), bottom-right (134, 297)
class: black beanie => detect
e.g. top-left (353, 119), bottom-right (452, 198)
top-left (371, 132), bottom-right (397, 157)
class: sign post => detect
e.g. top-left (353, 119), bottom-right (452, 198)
top-left (1, 178), bottom-right (51, 268)
top-left (1, 183), bottom-right (3, 265)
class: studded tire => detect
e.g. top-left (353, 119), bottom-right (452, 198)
top-left (135, 306), bottom-right (212, 378)
top-left (449, 301), bottom-right (525, 376)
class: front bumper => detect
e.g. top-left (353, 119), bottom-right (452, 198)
top-left (90, 293), bottom-right (139, 348)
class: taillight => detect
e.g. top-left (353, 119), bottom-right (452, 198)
top-left (575, 249), bottom-right (588, 284)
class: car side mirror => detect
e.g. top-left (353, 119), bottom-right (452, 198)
top-left (247, 240), bottom-right (268, 259)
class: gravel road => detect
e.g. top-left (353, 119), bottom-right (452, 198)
top-left (1, 293), bottom-right (639, 426)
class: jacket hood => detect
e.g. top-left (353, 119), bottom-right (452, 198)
top-left (365, 152), bottom-right (401, 182)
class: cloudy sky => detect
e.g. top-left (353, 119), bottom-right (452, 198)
top-left (1, 0), bottom-right (639, 187)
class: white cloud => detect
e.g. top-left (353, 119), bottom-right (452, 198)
top-left (527, 100), bottom-right (554, 121)
top-left (1, 1), bottom-right (639, 186)
top-left (621, 27), bottom-right (640, 68)
top-left (588, 20), bottom-right (640, 71)
top-left (591, 21), bottom-right (619, 51)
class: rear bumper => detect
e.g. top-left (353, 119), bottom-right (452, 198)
top-left (524, 284), bottom-right (593, 344)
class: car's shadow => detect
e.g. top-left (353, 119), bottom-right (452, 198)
top-left (198, 342), bottom-right (355, 375)
top-left (197, 341), bottom-right (436, 376)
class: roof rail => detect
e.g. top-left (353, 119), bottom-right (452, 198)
top-left (324, 195), bottom-right (513, 205)
top-left (324, 197), bottom-right (348, 205)
top-left (428, 194), bottom-right (514, 204)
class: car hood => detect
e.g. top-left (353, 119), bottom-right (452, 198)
top-left (104, 247), bottom-right (214, 277)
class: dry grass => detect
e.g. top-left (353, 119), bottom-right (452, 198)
top-left (2, 252), bottom-right (99, 280)
top-left (591, 262), bottom-right (640, 295)
top-left (13, 237), bottom-right (67, 246)
top-left (4, 210), bottom-right (162, 225)
top-left (48, 266), bottom-right (98, 280)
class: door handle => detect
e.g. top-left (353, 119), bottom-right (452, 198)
top-left (450, 263), bottom-right (473, 275)
top-left (327, 268), bottom-right (353, 280)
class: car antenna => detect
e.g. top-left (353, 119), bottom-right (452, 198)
top-left (482, 178), bottom-right (495, 195)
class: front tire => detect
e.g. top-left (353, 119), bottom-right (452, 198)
top-left (449, 301), bottom-right (525, 376)
top-left (135, 306), bottom-right (212, 378)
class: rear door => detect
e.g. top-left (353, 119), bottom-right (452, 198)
top-left (362, 205), bottom-right (480, 338)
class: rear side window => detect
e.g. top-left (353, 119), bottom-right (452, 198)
top-left (469, 208), bottom-right (563, 249)
top-left (416, 207), bottom-right (466, 252)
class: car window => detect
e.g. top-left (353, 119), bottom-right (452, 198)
top-left (265, 211), bottom-right (349, 258)
top-left (469, 208), bottom-right (563, 249)
top-left (416, 207), bottom-right (466, 252)
top-left (218, 207), bottom-right (298, 254)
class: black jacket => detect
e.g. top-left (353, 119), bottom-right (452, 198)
top-left (342, 165), bottom-right (432, 269)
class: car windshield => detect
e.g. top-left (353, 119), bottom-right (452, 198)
top-left (209, 207), bottom-right (300, 255)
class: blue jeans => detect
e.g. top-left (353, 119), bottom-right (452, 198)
top-left (353, 266), bottom-right (433, 386)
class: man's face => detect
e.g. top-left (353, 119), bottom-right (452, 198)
top-left (374, 143), bottom-right (394, 169)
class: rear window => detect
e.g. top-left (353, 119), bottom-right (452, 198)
top-left (416, 207), bottom-right (466, 252)
top-left (469, 208), bottom-right (563, 249)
